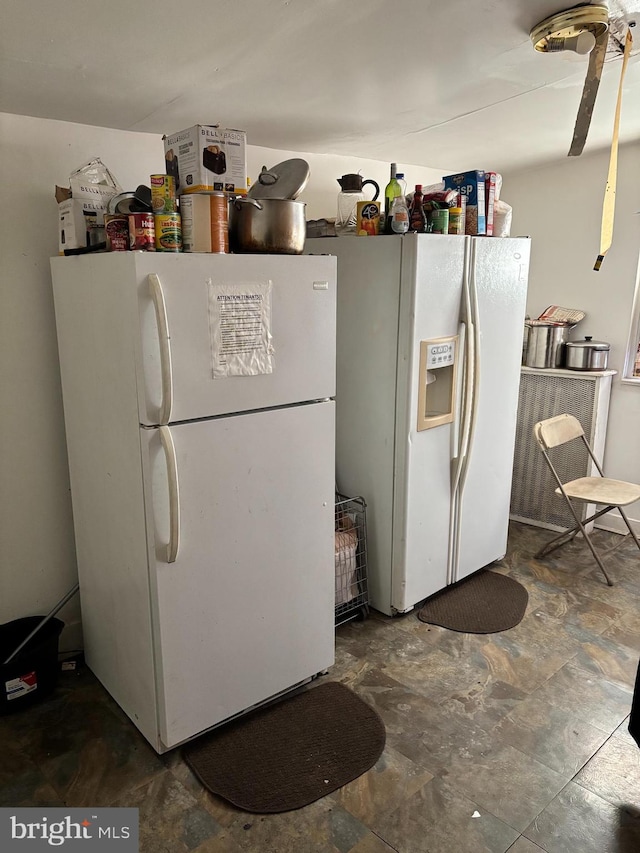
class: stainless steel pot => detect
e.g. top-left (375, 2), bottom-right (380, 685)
top-left (523, 321), bottom-right (572, 368)
top-left (229, 197), bottom-right (306, 254)
top-left (564, 336), bottom-right (610, 371)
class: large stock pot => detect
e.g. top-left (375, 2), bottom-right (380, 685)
top-left (229, 197), bottom-right (306, 254)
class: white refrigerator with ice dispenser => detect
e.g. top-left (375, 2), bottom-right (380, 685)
top-left (307, 234), bottom-right (530, 616)
top-left (50, 252), bottom-right (336, 753)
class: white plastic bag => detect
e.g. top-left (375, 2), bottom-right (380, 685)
top-left (493, 199), bottom-right (512, 238)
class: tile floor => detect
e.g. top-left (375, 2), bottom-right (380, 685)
top-left (1, 521), bottom-right (640, 852)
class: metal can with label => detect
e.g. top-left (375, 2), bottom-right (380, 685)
top-left (104, 214), bottom-right (129, 251)
top-left (154, 213), bottom-right (182, 252)
top-left (150, 174), bottom-right (177, 214)
top-left (128, 213), bottom-right (156, 251)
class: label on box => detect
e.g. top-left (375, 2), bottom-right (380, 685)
top-left (163, 125), bottom-right (247, 195)
top-left (5, 671), bottom-right (37, 700)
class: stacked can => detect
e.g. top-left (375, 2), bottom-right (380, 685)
top-left (181, 192), bottom-right (228, 253)
top-left (104, 214), bottom-right (129, 251)
top-left (151, 175), bottom-right (182, 252)
top-left (128, 212), bottom-right (155, 251)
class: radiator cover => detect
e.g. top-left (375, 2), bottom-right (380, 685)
top-left (510, 369), bottom-right (614, 531)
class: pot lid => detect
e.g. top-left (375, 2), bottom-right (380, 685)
top-left (247, 158), bottom-right (310, 200)
top-left (566, 336), bottom-right (610, 350)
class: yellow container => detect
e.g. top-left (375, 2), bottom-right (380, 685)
top-left (448, 207), bottom-right (464, 235)
top-left (356, 200), bottom-right (380, 236)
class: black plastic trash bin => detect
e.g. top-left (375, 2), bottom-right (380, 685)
top-left (0, 616), bottom-right (64, 714)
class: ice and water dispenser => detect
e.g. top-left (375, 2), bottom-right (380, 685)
top-left (417, 336), bottom-right (458, 431)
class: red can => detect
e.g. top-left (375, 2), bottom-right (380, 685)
top-left (104, 214), bottom-right (129, 251)
top-left (128, 213), bottom-right (155, 251)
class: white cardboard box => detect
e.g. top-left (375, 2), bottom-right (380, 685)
top-left (163, 125), bottom-right (247, 195)
top-left (58, 197), bottom-right (105, 254)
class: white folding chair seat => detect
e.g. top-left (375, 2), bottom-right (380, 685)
top-left (533, 413), bottom-right (640, 586)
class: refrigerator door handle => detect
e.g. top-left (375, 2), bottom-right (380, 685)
top-left (449, 238), bottom-right (474, 585)
top-left (148, 273), bottom-right (173, 426)
top-left (459, 239), bottom-right (481, 496)
top-left (159, 425), bottom-right (180, 563)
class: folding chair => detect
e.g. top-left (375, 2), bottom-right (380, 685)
top-left (533, 413), bottom-right (640, 586)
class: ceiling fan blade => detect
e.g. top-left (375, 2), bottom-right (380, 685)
top-left (568, 28), bottom-right (609, 157)
top-left (594, 28), bottom-right (633, 271)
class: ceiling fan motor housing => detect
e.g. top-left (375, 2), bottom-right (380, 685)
top-left (530, 4), bottom-right (610, 53)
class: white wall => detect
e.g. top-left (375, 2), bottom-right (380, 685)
top-left (0, 111), bottom-right (445, 648)
top-left (502, 141), bottom-right (640, 531)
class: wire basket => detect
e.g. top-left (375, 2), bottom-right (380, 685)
top-left (334, 494), bottom-right (369, 626)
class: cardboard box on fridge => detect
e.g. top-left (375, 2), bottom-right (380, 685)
top-left (163, 125), bottom-right (247, 196)
top-left (56, 184), bottom-right (114, 254)
top-left (485, 172), bottom-right (498, 236)
top-left (442, 170), bottom-right (486, 235)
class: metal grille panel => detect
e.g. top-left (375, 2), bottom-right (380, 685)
top-left (510, 373), bottom-right (596, 530)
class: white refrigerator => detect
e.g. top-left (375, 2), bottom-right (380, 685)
top-left (307, 234), bottom-right (530, 616)
top-left (50, 252), bottom-right (336, 753)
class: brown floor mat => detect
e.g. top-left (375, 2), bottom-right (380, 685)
top-left (183, 681), bottom-right (386, 813)
top-left (417, 570), bottom-right (528, 633)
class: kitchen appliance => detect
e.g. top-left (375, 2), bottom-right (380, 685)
top-left (229, 197), bottom-right (306, 254)
top-left (524, 320), bottom-right (572, 368)
top-left (231, 158), bottom-right (310, 254)
top-left (336, 174), bottom-right (380, 235)
top-left (50, 253), bottom-right (336, 753)
top-left (565, 336), bottom-right (610, 370)
top-left (306, 234), bottom-right (530, 615)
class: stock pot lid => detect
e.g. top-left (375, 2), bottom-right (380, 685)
top-left (247, 158), bottom-right (310, 200)
top-left (566, 336), bottom-right (610, 350)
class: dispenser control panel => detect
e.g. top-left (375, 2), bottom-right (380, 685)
top-left (426, 340), bottom-right (455, 369)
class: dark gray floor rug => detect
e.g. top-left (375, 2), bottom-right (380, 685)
top-left (417, 570), bottom-right (528, 633)
top-left (183, 681), bottom-right (386, 813)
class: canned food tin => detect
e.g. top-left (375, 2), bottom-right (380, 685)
top-left (209, 192), bottom-right (229, 253)
top-left (104, 214), bottom-right (129, 251)
top-left (150, 174), bottom-right (177, 214)
top-left (180, 192), bottom-right (228, 253)
top-left (154, 213), bottom-right (182, 252)
top-left (430, 208), bottom-right (449, 235)
top-left (128, 213), bottom-right (156, 251)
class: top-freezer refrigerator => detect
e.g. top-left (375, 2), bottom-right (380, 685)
top-left (50, 252), bottom-right (336, 753)
top-left (307, 234), bottom-right (530, 616)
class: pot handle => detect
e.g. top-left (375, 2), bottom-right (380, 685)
top-left (257, 166), bottom-right (278, 186)
top-left (234, 196), bottom-right (263, 211)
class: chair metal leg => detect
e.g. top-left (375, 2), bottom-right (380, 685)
top-left (618, 508), bottom-right (640, 553)
top-left (578, 524), bottom-right (614, 586)
top-left (535, 526), bottom-right (580, 559)
top-left (541, 498), bottom-right (613, 586)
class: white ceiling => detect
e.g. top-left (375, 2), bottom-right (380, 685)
top-left (1, 0), bottom-right (638, 172)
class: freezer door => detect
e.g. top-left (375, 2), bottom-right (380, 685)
top-left (135, 254), bottom-right (336, 425)
top-left (392, 235), bottom-right (467, 611)
top-left (455, 237), bottom-right (531, 581)
top-left (141, 401), bottom-right (335, 749)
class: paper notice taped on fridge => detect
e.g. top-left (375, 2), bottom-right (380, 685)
top-left (208, 280), bottom-right (274, 378)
